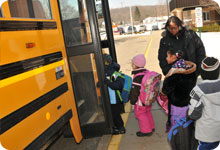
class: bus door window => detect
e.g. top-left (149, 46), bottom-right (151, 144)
top-left (59, 0), bottom-right (105, 126)
top-left (59, 0), bottom-right (92, 47)
top-left (68, 54), bottom-right (104, 125)
top-left (8, 0), bottom-right (52, 19)
top-left (95, 0), bottom-right (107, 41)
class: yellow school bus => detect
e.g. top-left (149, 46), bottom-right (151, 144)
top-left (0, 0), bottom-right (118, 148)
top-left (0, 0), bottom-right (83, 149)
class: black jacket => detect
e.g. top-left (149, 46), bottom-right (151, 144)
top-left (162, 73), bottom-right (197, 107)
top-left (104, 62), bottom-right (124, 104)
top-left (158, 27), bottom-right (206, 76)
top-left (129, 68), bottom-right (146, 105)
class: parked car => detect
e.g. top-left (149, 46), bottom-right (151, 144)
top-left (146, 24), bottom-right (152, 31)
top-left (118, 27), bottom-right (125, 34)
top-left (124, 26), bottom-right (137, 34)
top-left (152, 25), bottom-right (159, 30)
top-left (135, 25), bottom-right (146, 33)
top-left (158, 22), bottom-right (166, 30)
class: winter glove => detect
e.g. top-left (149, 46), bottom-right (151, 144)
top-left (104, 78), bottom-right (110, 85)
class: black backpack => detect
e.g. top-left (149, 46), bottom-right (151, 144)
top-left (168, 117), bottom-right (198, 150)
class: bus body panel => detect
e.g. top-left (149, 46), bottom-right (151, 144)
top-left (0, 29), bottom-right (62, 65)
top-left (0, 0), bottom-right (83, 149)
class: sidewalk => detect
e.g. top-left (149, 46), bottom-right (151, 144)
top-left (118, 103), bottom-right (169, 150)
top-left (98, 30), bottom-right (220, 150)
top-left (100, 30), bottom-right (171, 150)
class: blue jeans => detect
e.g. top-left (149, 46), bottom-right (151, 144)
top-left (198, 141), bottom-right (220, 150)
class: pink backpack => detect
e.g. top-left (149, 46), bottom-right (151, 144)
top-left (134, 70), bottom-right (161, 106)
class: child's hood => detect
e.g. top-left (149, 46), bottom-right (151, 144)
top-left (198, 79), bottom-right (220, 106)
top-left (105, 62), bottom-right (120, 76)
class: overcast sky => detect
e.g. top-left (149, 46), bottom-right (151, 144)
top-left (108, 0), bottom-right (167, 8)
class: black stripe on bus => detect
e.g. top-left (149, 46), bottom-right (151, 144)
top-left (0, 83), bottom-right (68, 135)
top-left (0, 21), bottom-right (57, 31)
top-left (0, 52), bottom-right (63, 80)
top-left (24, 110), bottom-right (73, 150)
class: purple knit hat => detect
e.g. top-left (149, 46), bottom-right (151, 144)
top-left (132, 54), bottom-right (146, 68)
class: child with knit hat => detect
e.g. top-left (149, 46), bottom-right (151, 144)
top-left (129, 54), bottom-right (155, 137)
top-left (188, 57), bottom-right (220, 150)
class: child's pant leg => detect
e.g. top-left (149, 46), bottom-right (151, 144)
top-left (146, 105), bottom-right (155, 129)
top-left (134, 105), bottom-right (154, 133)
top-left (197, 141), bottom-right (219, 150)
top-left (111, 103), bottom-right (124, 128)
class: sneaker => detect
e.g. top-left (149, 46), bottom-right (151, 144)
top-left (112, 127), bottom-right (126, 135)
top-left (136, 131), bottom-right (152, 137)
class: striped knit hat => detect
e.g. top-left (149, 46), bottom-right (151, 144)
top-left (201, 57), bottom-right (220, 80)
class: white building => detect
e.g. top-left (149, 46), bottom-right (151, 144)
top-left (143, 16), bottom-right (168, 30)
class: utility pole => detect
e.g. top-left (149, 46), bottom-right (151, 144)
top-left (166, 0), bottom-right (170, 17)
top-left (121, 2), bottom-right (124, 25)
top-left (129, 5), bottom-right (134, 34)
top-left (155, 6), bottom-right (158, 26)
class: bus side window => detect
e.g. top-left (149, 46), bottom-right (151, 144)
top-left (9, 0), bottom-right (30, 18)
top-left (8, 0), bottom-right (52, 19)
top-left (32, 0), bottom-right (52, 19)
top-left (0, 9), bottom-right (2, 17)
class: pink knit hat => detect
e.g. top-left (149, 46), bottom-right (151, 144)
top-left (132, 54), bottom-right (146, 68)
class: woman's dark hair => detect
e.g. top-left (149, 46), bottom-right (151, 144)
top-left (167, 48), bottom-right (184, 59)
top-left (165, 16), bottom-right (183, 30)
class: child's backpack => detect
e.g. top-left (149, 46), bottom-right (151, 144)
top-left (168, 117), bottom-right (198, 150)
top-left (111, 71), bottom-right (132, 103)
top-left (134, 70), bottom-right (161, 106)
top-left (157, 94), bottom-right (168, 114)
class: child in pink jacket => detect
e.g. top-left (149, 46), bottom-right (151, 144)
top-left (129, 54), bottom-right (155, 137)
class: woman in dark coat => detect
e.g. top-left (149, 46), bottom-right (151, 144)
top-left (158, 16), bottom-right (206, 131)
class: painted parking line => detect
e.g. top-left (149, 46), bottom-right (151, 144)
top-left (107, 37), bottom-right (152, 150)
top-left (107, 103), bottom-right (131, 150)
top-left (145, 36), bottom-right (153, 59)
